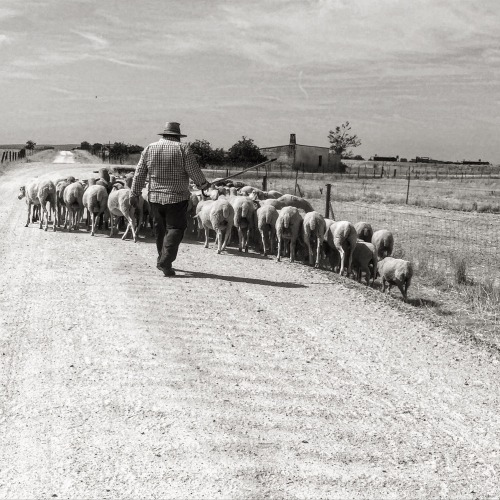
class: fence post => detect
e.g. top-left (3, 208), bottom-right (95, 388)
top-left (358, 165), bottom-right (360, 178)
top-left (406, 170), bottom-right (411, 204)
top-left (262, 175), bottom-right (267, 192)
top-left (393, 168), bottom-right (397, 178)
top-left (380, 165), bottom-right (384, 178)
top-left (294, 167), bottom-right (299, 195)
top-left (325, 183), bottom-right (331, 218)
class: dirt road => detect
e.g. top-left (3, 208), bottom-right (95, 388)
top-left (1, 160), bottom-right (499, 498)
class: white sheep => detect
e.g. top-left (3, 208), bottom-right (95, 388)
top-left (107, 188), bottom-right (137, 242)
top-left (197, 198), bottom-right (235, 254)
top-left (378, 257), bottom-right (413, 302)
top-left (276, 206), bottom-right (303, 262)
top-left (355, 221), bottom-right (373, 243)
top-left (83, 185), bottom-right (109, 236)
top-left (256, 204), bottom-right (279, 256)
top-left (230, 195), bottom-right (256, 252)
top-left (372, 229), bottom-right (394, 260)
top-left (277, 194), bottom-right (314, 213)
top-left (18, 179), bottom-right (58, 231)
top-left (302, 211), bottom-right (326, 268)
top-left (324, 221), bottom-right (357, 276)
top-left (63, 181), bottom-right (84, 231)
top-left (351, 241), bottom-right (377, 286)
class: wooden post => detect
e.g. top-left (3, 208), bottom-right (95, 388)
top-left (226, 168), bottom-right (229, 178)
top-left (325, 184), bottom-right (331, 218)
top-left (262, 175), bottom-right (267, 192)
top-left (294, 167), bottom-right (299, 195)
top-left (393, 168), bottom-right (397, 178)
top-left (358, 165), bottom-right (360, 178)
top-left (406, 170), bottom-right (411, 204)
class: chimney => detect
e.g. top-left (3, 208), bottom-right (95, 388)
top-left (289, 133), bottom-right (296, 145)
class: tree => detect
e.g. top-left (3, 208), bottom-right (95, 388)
top-left (91, 143), bottom-right (103, 155)
top-left (327, 121), bottom-right (361, 157)
top-left (25, 140), bottom-right (36, 152)
top-left (189, 139), bottom-right (224, 168)
top-left (227, 136), bottom-right (266, 166)
top-left (80, 141), bottom-right (91, 151)
top-left (128, 144), bottom-right (144, 154)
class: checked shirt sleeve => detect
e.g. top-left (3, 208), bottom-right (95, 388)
top-left (182, 145), bottom-right (208, 189)
top-left (131, 147), bottom-right (149, 197)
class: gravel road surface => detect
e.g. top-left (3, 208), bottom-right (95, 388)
top-left (1, 160), bottom-right (499, 498)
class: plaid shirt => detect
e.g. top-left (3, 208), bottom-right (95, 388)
top-left (131, 138), bottom-right (208, 204)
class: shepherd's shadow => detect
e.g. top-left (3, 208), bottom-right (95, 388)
top-left (175, 269), bottom-right (307, 289)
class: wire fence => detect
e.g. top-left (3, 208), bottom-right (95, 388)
top-left (203, 167), bottom-right (500, 285)
top-left (328, 201), bottom-right (500, 286)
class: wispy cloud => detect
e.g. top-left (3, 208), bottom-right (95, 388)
top-left (0, 34), bottom-right (12, 45)
top-left (72, 30), bottom-right (109, 50)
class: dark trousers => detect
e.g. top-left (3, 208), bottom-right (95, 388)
top-left (150, 200), bottom-right (188, 269)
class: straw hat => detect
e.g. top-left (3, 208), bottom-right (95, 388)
top-left (158, 122), bottom-right (187, 137)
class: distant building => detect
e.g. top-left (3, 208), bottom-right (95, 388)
top-left (370, 154), bottom-right (399, 162)
top-left (260, 134), bottom-right (337, 173)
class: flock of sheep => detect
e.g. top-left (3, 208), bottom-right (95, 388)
top-left (17, 168), bottom-right (413, 301)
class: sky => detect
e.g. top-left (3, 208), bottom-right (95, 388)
top-left (0, 0), bottom-right (499, 162)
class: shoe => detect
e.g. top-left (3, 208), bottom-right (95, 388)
top-left (157, 263), bottom-right (175, 277)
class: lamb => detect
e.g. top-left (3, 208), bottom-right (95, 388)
top-left (238, 185), bottom-right (258, 196)
top-left (323, 221), bottom-right (357, 276)
top-left (256, 204), bottom-right (279, 256)
top-left (63, 181), bottom-right (84, 231)
top-left (197, 198), bottom-right (234, 254)
top-left (302, 211), bottom-right (326, 268)
top-left (107, 187), bottom-right (137, 242)
top-left (351, 241), bottom-right (377, 286)
top-left (372, 229), bottom-right (394, 260)
top-left (249, 192), bottom-right (286, 210)
top-left (230, 195), bottom-right (256, 252)
top-left (355, 221), bottom-right (373, 243)
top-left (83, 185), bottom-right (109, 236)
top-left (18, 179), bottom-right (58, 231)
top-left (277, 194), bottom-right (314, 213)
top-left (378, 257), bottom-right (413, 302)
top-left (276, 206), bottom-right (303, 262)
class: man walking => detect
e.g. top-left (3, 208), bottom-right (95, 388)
top-left (131, 122), bottom-right (210, 277)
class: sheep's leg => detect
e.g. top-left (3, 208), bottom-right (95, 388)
top-left (203, 225), bottom-right (210, 248)
top-left (382, 278), bottom-right (387, 293)
top-left (221, 224), bottom-right (232, 252)
top-left (277, 236), bottom-right (282, 262)
top-left (305, 236), bottom-right (314, 266)
top-left (90, 212), bottom-right (97, 236)
top-left (315, 234), bottom-right (322, 268)
top-left (290, 238), bottom-right (296, 263)
top-left (216, 230), bottom-right (223, 254)
top-left (244, 228), bottom-right (249, 253)
top-left (237, 227), bottom-right (243, 252)
top-left (25, 202), bottom-right (31, 227)
top-left (270, 229), bottom-right (276, 256)
top-left (260, 229), bottom-right (267, 256)
top-left (39, 203), bottom-right (44, 229)
top-left (338, 247), bottom-right (345, 275)
top-left (137, 210), bottom-right (143, 237)
top-left (109, 214), bottom-right (115, 237)
top-left (52, 201), bottom-right (58, 231)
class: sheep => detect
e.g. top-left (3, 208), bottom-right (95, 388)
top-left (249, 192), bottom-right (286, 210)
top-left (83, 185), bottom-right (109, 236)
top-left (351, 241), bottom-right (377, 286)
top-left (355, 221), bottom-right (373, 243)
top-left (231, 195), bottom-right (256, 252)
top-left (63, 181), bottom-right (84, 231)
top-left (265, 190), bottom-right (283, 199)
top-left (107, 188), bottom-right (137, 242)
top-left (324, 221), bottom-right (357, 276)
top-left (277, 194), bottom-right (314, 213)
top-left (238, 185), bottom-right (258, 196)
top-left (55, 179), bottom-right (73, 226)
top-left (197, 198), bottom-right (234, 254)
top-left (302, 211), bottom-right (326, 268)
top-left (256, 204), bottom-right (279, 256)
top-left (186, 191), bottom-right (200, 236)
top-left (372, 229), bottom-right (394, 260)
top-left (18, 179), bottom-right (57, 231)
top-left (378, 257), bottom-right (413, 302)
top-left (276, 206), bottom-right (303, 263)
top-left (324, 218), bottom-right (335, 235)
